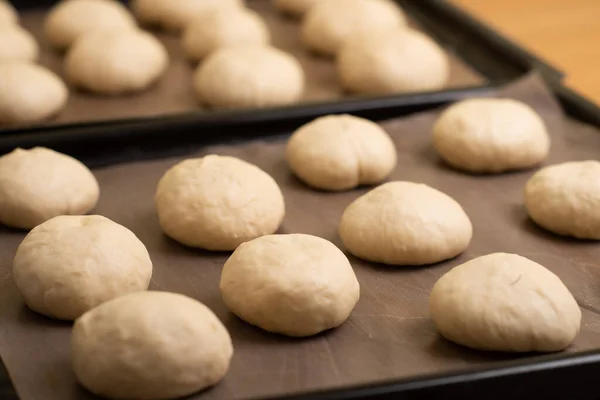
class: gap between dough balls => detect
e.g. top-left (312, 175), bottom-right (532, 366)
top-left (429, 253), bottom-right (581, 352)
top-left (339, 181), bottom-right (473, 266)
top-left (220, 234), bottom-right (360, 337)
top-left (72, 291), bottom-right (233, 400)
top-left (0, 25), bottom-right (39, 62)
top-left (155, 155), bottom-right (286, 251)
top-left (285, 114), bottom-right (397, 191)
top-left (13, 215), bottom-right (153, 320)
top-left (273, 0), bottom-right (328, 18)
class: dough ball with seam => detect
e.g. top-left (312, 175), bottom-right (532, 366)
top-left (44, 0), bottom-right (136, 50)
top-left (286, 114), bottom-right (397, 191)
top-left (13, 215), bottom-right (153, 320)
top-left (525, 160), bottom-right (600, 240)
top-left (0, 63), bottom-right (68, 125)
top-left (155, 155), bottom-right (285, 251)
top-left (182, 6), bottom-right (270, 62)
top-left (339, 181), bottom-right (472, 265)
top-left (433, 98), bottom-right (550, 173)
top-left (0, 1), bottom-right (17, 25)
top-left (301, 0), bottom-right (407, 56)
top-left (220, 234), bottom-right (360, 337)
top-left (65, 29), bottom-right (168, 95)
top-left (0, 25), bottom-right (38, 62)
top-left (337, 29), bottom-right (449, 95)
top-left (194, 46), bottom-right (304, 109)
top-left (72, 291), bottom-right (233, 400)
top-left (429, 253), bottom-right (581, 352)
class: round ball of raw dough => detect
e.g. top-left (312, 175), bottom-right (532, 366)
top-left (286, 114), bottom-right (397, 191)
top-left (72, 291), bottom-right (233, 400)
top-left (273, 0), bottom-right (325, 18)
top-left (525, 160), bottom-right (600, 240)
top-left (182, 7), bottom-right (270, 62)
top-left (131, 0), bottom-right (243, 32)
top-left (220, 234), bottom-right (360, 337)
top-left (433, 98), bottom-right (550, 174)
top-left (339, 181), bottom-right (472, 265)
top-left (301, 0), bottom-right (407, 56)
top-left (194, 46), bottom-right (304, 109)
top-left (155, 155), bottom-right (285, 251)
top-left (0, 147), bottom-right (99, 229)
top-left (0, 63), bottom-right (68, 125)
top-left (430, 253), bottom-right (581, 352)
top-left (0, 1), bottom-right (18, 25)
top-left (337, 29), bottom-right (449, 95)
top-left (0, 26), bottom-right (39, 62)
top-left (44, 0), bottom-right (136, 50)
top-left (13, 215), bottom-right (153, 320)
top-left (65, 30), bottom-right (168, 95)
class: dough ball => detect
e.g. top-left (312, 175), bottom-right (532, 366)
top-left (337, 29), bottom-right (449, 95)
top-left (0, 63), bottom-right (68, 125)
top-left (525, 160), bottom-right (600, 240)
top-left (273, 0), bottom-right (325, 18)
top-left (0, 1), bottom-right (17, 25)
top-left (430, 253), bottom-right (581, 352)
top-left (339, 181), bottom-right (472, 265)
top-left (44, 0), bottom-right (136, 50)
top-left (433, 98), bottom-right (550, 174)
top-left (194, 46), bottom-right (304, 109)
top-left (13, 215), bottom-right (153, 320)
top-left (0, 147), bottom-right (98, 229)
top-left (301, 0), bottom-right (406, 56)
top-left (0, 25), bottom-right (38, 62)
top-left (155, 155), bottom-right (285, 251)
top-left (286, 114), bottom-right (397, 191)
top-left (131, 0), bottom-right (243, 32)
top-left (65, 29), bottom-right (168, 95)
top-left (72, 291), bottom-right (233, 400)
top-left (220, 234), bottom-right (360, 337)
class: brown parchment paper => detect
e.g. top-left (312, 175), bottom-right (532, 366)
top-left (2, 74), bottom-right (600, 400)
top-left (15, 0), bottom-right (486, 128)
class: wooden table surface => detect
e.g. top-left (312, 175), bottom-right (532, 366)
top-left (451, 0), bottom-right (600, 105)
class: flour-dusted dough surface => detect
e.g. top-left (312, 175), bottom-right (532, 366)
top-left (72, 291), bottom-right (233, 400)
top-left (194, 46), bottom-right (304, 109)
top-left (44, 0), bottom-right (136, 50)
top-left (13, 215), bottom-right (152, 320)
top-left (65, 29), bottom-right (168, 95)
top-left (220, 234), bottom-right (360, 337)
top-left (155, 155), bottom-right (285, 250)
top-left (339, 181), bottom-right (472, 265)
top-left (0, 63), bottom-right (67, 125)
top-left (337, 29), bottom-right (449, 95)
top-left (131, 0), bottom-right (243, 31)
top-left (430, 253), bottom-right (581, 352)
top-left (0, 0), bottom-right (17, 25)
top-left (286, 114), bottom-right (397, 191)
top-left (433, 98), bottom-right (550, 173)
top-left (0, 25), bottom-right (38, 62)
top-left (182, 6), bottom-right (270, 62)
top-left (525, 160), bottom-right (600, 240)
top-left (301, 0), bottom-right (407, 56)
top-left (273, 0), bottom-right (326, 18)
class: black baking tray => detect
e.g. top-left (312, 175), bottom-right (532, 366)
top-left (0, 0), bottom-right (564, 158)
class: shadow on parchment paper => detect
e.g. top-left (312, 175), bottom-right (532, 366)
top-left (428, 335), bottom-right (539, 363)
top-left (16, 306), bottom-right (72, 329)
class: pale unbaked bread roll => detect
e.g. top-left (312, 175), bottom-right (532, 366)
top-left (72, 291), bottom-right (233, 400)
top-left (433, 98), bottom-right (550, 174)
top-left (286, 114), bottom-right (397, 191)
top-left (65, 29), bottom-right (168, 95)
top-left (525, 160), bottom-right (600, 240)
top-left (273, 0), bottom-right (326, 18)
top-left (44, 0), bottom-right (136, 50)
top-left (0, 25), bottom-right (38, 62)
top-left (430, 253), bottom-right (581, 352)
top-left (13, 215), bottom-right (153, 320)
top-left (0, 63), bottom-right (68, 125)
top-left (182, 6), bottom-right (269, 62)
top-left (0, 1), bottom-right (17, 25)
top-left (220, 234), bottom-right (360, 337)
top-left (155, 155), bottom-right (285, 251)
top-left (194, 46), bottom-right (304, 109)
top-left (301, 0), bottom-right (407, 56)
top-left (339, 181), bottom-right (472, 265)
top-left (337, 29), bottom-right (449, 95)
